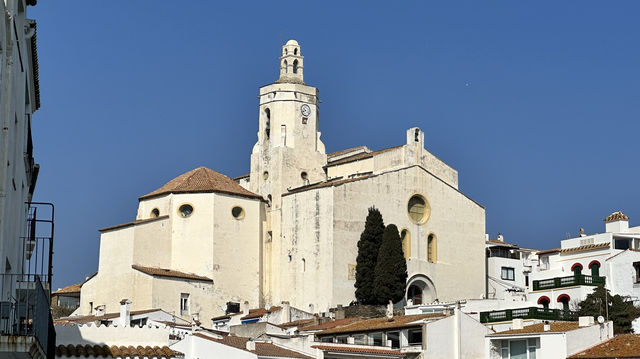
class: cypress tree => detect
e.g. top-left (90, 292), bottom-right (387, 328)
top-left (373, 224), bottom-right (408, 304)
top-left (354, 207), bottom-right (385, 304)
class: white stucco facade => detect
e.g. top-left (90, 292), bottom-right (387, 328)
top-left (78, 39), bottom-right (487, 320)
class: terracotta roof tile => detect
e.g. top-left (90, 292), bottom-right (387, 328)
top-left (194, 333), bottom-right (312, 358)
top-left (55, 308), bottom-right (161, 324)
top-left (491, 321), bottom-right (581, 335)
top-left (317, 314), bottom-right (444, 335)
top-left (561, 242), bottom-right (610, 254)
top-left (132, 264), bottom-right (213, 282)
top-left (605, 211), bottom-right (629, 222)
top-left (55, 344), bottom-right (182, 358)
top-left (279, 318), bottom-right (316, 328)
top-left (536, 248), bottom-right (561, 255)
top-left (312, 345), bottom-right (405, 357)
top-left (299, 317), bottom-right (361, 331)
top-left (568, 334), bottom-right (640, 358)
top-left (240, 306), bottom-right (282, 320)
top-left (53, 282), bottom-right (83, 295)
top-left (139, 167), bottom-right (262, 200)
top-left (487, 239), bottom-right (519, 248)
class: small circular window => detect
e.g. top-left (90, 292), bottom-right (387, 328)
top-left (232, 206), bottom-right (245, 220)
top-left (263, 171), bottom-right (269, 180)
top-left (178, 204), bottom-right (194, 218)
top-left (301, 172), bottom-right (308, 180)
top-left (407, 194), bottom-right (430, 224)
top-left (151, 208), bottom-right (160, 218)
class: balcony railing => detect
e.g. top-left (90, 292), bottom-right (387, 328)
top-left (480, 307), bottom-right (578, 323)
top-left (532, 274), bottom-right (605, 291)
top-left (0, 274), bottom-right (54, 352)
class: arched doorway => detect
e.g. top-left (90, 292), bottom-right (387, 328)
top-left (537, 296), bottom-right (550, 310)
top-left (406, 275), bottom-right (436, 305)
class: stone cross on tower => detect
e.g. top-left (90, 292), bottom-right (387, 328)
top-left (278, 40), bottom-right (304, 84)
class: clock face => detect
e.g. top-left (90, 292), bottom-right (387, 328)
top-left (301, 104), bottom-right (311, 117)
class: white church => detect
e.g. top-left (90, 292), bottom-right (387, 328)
top-left (78, 40), bottom-right (487, 321)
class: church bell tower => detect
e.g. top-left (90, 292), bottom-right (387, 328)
top-left (248, 40), bottom-right (327, 208)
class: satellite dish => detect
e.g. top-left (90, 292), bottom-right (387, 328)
top-left (597, 316), bottom-right (605, 324)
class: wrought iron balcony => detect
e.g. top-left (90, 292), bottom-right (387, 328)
top-left (480, 307), bottom-right (578, 323)
top-left (532, 274), bottom-right (605, 291)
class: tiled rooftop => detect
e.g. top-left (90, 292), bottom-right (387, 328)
top-left (299, 317), bottom-right (361, 331)
top-left (56, 344), bottom-right (182, 358)
top-left (312, 344), bottom-right (405, 357)
top-left (561, 242), bottom-right (610, 254)
top-left (605, 211), bottom-right (629, 222)
top-left (132, 264), bottom-right (213, 282)
top-left (139, 166), bottom-right (262, 200)
top-left (316, 314), bottom-right (444, 335)
top-left (194, 333), bottom-right (312, 359)
top-left (490, 321), bottom-right (581, 335)
top-left (568, 334), bottom-right (640, 358)
top-left (53, 282), bottom-right (83, 295)
top-left (240, 306), bottom-right (283, 320)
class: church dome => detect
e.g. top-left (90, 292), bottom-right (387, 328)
top-left (139, 167), bottom-right (262, 200)
top-left (285, 39), bottom-right (299, 46)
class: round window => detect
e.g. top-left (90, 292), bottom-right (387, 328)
top-left (301, 172), bottom-right (308, 180)
top-left (407, 195), bottom-right (430, 224)
top-left (263, 171), bottom-right (269, 180)
top-left (178, 204), bottom-right (194, 218)
top-left (150, 208), bottom-right (160, 218)
top-left (232, 206), bottom-right (245, 220)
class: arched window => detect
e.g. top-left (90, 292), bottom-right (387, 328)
top-left (557, 294), bottom-right (570, 311)
top-left (427, 234), bottom-right (437, 263)
top-left (401, 229), bottom-right (411, 259)
top-left (571, 263), bottom-right (583, 276)
top-left (293, 60), bottom-right (299, 74)
top-left (284, 60), bottom-right (288, 73)
top-left (537, 296), bottom-right (550, 310)
top-left (589, 260), bottom-right (601, 277)
top-left (294, 48), bottom-right (298, 55)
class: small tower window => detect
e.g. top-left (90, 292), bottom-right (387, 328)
top-left (284, 60), bottom-right (288, 73)
top-left (415, 129), bottom-right (420, 142)
top-left (427, 234), bottom-right (437, 263)
top-left (265, 108), bottom-right (271, 139)
top-left (263, 171), bottom-right (269, 180)
top-left (150, 208), bottom-right (160, 218)
top-left (294, 48), bottom-right (298, 55)
top-left (293, 60), bottom-right (299, 74)
top-left (267, 194), bottom-right (272, 207)
top-left (401, 229), bottom-right (411, 259)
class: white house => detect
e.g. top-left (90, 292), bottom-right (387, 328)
top-left (485, 318), bottom-right (613, 359)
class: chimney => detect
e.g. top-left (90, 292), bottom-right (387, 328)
top-left (512, 318), bottom-right (523, 330)
top-left (95, 305), bottom-right (105, 317)
top-left (281, 301), bottom-right (291, 323)
top-left (605, 211), bottom-right (629, 233)
top-left (543, 321), bottom-right (550, 332)
top-left (246, 340), bottom-right (256, 351)
top-left (497, 234), bottom-right (504, 242)
top-left (119, 299), bottom-right (131, 327)
top-left (243, 301), bottom-right (250, 315)
top-left (579, 316), bottom-right (594, 327)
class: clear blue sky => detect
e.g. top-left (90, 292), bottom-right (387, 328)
top-left (28, 2), bottom-right (640, 290)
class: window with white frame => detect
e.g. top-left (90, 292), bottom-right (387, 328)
top-left (634, 262), bottom-right (640, 283)
top-left (501, 267), bottom-right (515, 281)
top-left (407, 328), bottom-right (422, 346)
top-left (499, 338), bottom-right (538, 359)
top-left (369, 332), bottom-right (383, 346)
top-left (353, 334), bottom-right (366, 345)
top-left (180, 293), bottom-right (189, 315)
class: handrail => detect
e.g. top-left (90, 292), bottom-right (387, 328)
top-left (480, 307), bottom-right (578, 323)
top-left (532, 274), bottom-right (605, 291)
